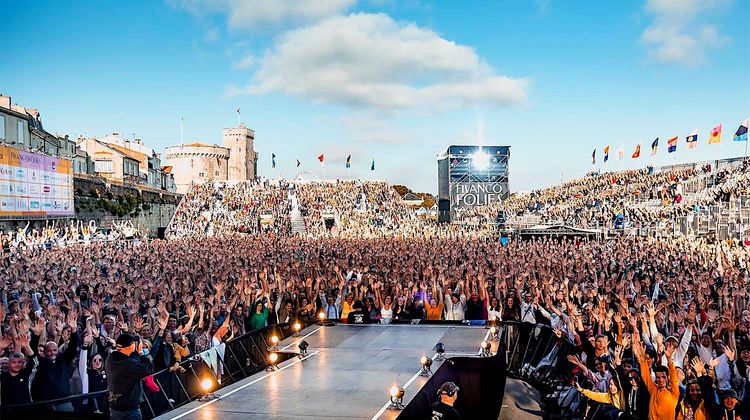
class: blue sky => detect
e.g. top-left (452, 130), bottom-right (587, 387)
top-left (2, 0), bottom-right (748, 193)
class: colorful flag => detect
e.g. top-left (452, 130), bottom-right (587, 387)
top-left (318, 154), bottom-right (325, 166)
top-left (686, 130), bottom-right (698, 149)
top-left (603, 145), bottom-right (610, 163)
top-left (734, 119), bottom-right (749, 142)
top-left (708, 124), bottom-right (722, 144)
top-left (345, 155), bottom-right (351, 168)
top-left (667, 136), bottom-right (678, 153)
top-left (272, 153), bottom-right (276, 168)
top-left (617, 145), bottom-right (624, 160)
top-left (296, 159), bottom-right (301, 168)
top-left (371, 158), bottom-right (375, 171)
top-left (632, 144), bottom-right (641, 159)
top-left (650, 138), bottom-right (659, 156)
top-left (592, 149), bottom-right (596, 164)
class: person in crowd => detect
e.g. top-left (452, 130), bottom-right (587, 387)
top-left (105, 333), bottom-right (154, 420)
top-left (431, 381), bottom-right (461, 420)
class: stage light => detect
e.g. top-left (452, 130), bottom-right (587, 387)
top-left (490, 325), bottom-right (498, 339)
top-left (266, 352), bottom-right (280, 371)
top-left (316, 311), bottom-right (336, 326)
top-left (389, 385), bottom-right (405, 410)
top-left (268, 335), bottom-right (279, 351)
top-left (298, 340), bottom-right (309, 356)
top-left (293, 321), bottom-right (302, 337)
top-left (319, 312), bottom-right (326, 321)
top-left (419, 356), bottom-right (433, 377)
top-left (435, 342), bottom-right (446, 361)
top-left (480, 340), bottom-right (492, 357)
top-left (473, 151), bottom-right (489, 170)
top-left (201, 378), bottom-right (214, 392)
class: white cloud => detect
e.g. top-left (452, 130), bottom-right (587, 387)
top-left (341, 114), bottom-right (414, 145)
top-left (230, 13), bottom-right (528, 112)
top-left (204, 27), bottom-right (219, 42)
top-left (171, 0), bottom-right (355, 30)
top-left (233, 54), bottom-right (256, 69)
top-left (640, 0), bottom-right (730, 64)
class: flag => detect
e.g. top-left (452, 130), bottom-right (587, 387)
top-left (296, 159), bottom-right (301, 168)
top-left (318, 154), bottom-right (325, 166)
top-left (591, 149), bottom-right (596, 164)
top-left (236, 107), bottom-right (240, 114)
top-left (632, 144), bottom-right (641, 159)
top-left (272, 153), bottom-right (276, 169)
top-left (708, 124), bottom-right (722, 144)
top-left (345, 155), bottom-right (351, 168)
top-left (617, 145), bottom-right (624, 160)
top-left (650, 138), bottom-right (659, 156)
top-left (371, 158), bottom-right (375, 171)
top-left (734, 119), bottom-right (749, 142)
top-left (603, 145), bottom-right (610, 163)
top-left (686, 130), bottom-right (698, 150)
top-left (667, 136), bottom-right (678, 153)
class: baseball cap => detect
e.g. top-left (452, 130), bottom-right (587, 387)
top-left (722, 389), bottom-right (738, 400)
top-left (438, 382), bottom-right (459, 395)
top-left (115, 333), bottom-right (136, 348)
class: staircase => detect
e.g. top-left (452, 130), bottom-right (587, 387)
top-left (288, 192), bottom-right (307, 235)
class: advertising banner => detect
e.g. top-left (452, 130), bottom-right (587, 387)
top-left (0, 145), bottom-right (74, 218)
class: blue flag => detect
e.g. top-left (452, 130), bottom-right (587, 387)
top-left (734, 119), bottom-right (749, 142)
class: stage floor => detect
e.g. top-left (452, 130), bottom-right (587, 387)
top-left (158, 324), bottom-right (489, 420)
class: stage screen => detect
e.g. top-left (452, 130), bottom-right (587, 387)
top-left (0, 145), bottom-right (74, 218)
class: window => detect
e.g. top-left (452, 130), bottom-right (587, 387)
top-left (215, 170), bottom-right (220, 176)
top-left (17, 121), bottom-right (24, 145)
top-left (94, 160), bottom-right (114, 173)
top-left (0, 116), bottom-right (5, 139)
top-left (198, 172), bottom-right (205, 177)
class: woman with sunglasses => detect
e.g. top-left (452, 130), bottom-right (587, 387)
top-left (79, 334), bottom-right (108, 413)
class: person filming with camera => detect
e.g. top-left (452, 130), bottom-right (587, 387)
top-left (105, 333), bottom-right (154, 420)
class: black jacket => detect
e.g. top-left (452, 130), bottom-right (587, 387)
top-left (0, 334), bottom-right (39, 405)
top-left (698, 375), bottom-right (750, 420)
top-left (104, 351), bottom-right (154, 411)
top-left (30, 332), bottom-right (79, 401)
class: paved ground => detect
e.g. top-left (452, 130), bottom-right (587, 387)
top-left (498, 378), bottom-right (543, 420)
top-left (157, 324), bottom-right (488, 420)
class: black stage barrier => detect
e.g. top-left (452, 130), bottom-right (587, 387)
top-left (398, 351), bottom-right (507, 420)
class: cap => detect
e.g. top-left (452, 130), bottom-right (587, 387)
top-left (115, 333), bottom-right (135, 348)
top-left (438, 382), bottom-right (459, 396)
top-left (722, 389), bottom-right (738, 400)
top-left (665, 335), bottom-right (679, 343)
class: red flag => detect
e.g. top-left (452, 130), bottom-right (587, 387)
top-left (318, 154), bottom-right (325, 166)
top-left (632, 144), bottom-right (641, 159)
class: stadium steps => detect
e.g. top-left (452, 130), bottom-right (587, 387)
top-left (290, 209), bottom-right (307, 235)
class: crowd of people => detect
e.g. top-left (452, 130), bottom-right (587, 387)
top-left (1, 231), bottom-right (750, 418)
top-left (1, 220), bottom-right (141, 255)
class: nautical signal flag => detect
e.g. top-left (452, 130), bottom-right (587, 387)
top-left (592, 149), bottom-right (596, 164)
top-left (686, 130), bottom-right (698, 150)
top-left (296, 159), bottom-right (301, 168)
top-left (650, 138), bottom-right (659, 156)
top-left (734, 119), bottom-right (749, 142)
top-left (617, 145), bottom-right (624, 160)
top-left (318, 154), bottom-right (325, 166)
top-left (667, 136), bottom-right (678, 153)
top-left (708, 124), bottom-right (722, 144)
top-left (632, 144), bottom-right (641, 159)
top-left (272, 153), bottom-right (276, 168)
top-left (346, 155), bottom-right (351, 168)
top-left (603, 146), bottom-right (610, 162)
top-left (371, 158), bottom-right (375, 171)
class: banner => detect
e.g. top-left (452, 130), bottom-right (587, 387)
top-left (451, 182), bottom-right (508, 208)
top-left (0, 145), bottom-right (74, 217)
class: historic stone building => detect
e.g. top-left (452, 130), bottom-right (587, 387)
top-left (165, 123), bottom-right (257, 194)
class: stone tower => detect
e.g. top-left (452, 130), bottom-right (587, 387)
top-left (223, 123), bottom-right (258, 181)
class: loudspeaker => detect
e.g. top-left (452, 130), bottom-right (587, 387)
top-left (438, 199), bottom-right (450, 211)
top-left (157, 227), bottom-right (166, 239)
top-left (438, 210), bottom-right (451, 224)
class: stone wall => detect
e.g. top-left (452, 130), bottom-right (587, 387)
top-left (0, 175), bottom-right (182, 238)
top-left (73, 175), bottom-right (181, 238)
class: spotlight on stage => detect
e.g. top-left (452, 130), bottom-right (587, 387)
top-left (480, 340), bottom-right (492, 357)
top-left (388, 385), bottom-right (405, 410)
top-left (473, 150), bottom-right (489, 170)
top-left (490, 325), bottom-right (499, 340)
top-left (293, 321), bottom-right (302, 337)
top-left (268, 335), bottom-right (279, 351)
top-left (316, 311), bottom-right (336, 327)
top-left (419, 356), bottom-right (433, 377)
top-left (435, 342), bottom-right (446, 361)
top-left (199, 377), bottom-right (217, 401)
top-left (298, 340), bottom-right (309, 357)
top-left (266, 352), bottom-right (279, 371)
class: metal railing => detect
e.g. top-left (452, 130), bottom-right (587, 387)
top-left (2, 322), bottom-right (306, 419)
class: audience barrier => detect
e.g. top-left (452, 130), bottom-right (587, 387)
top-left (1, 322), bottom-right (305, 419)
